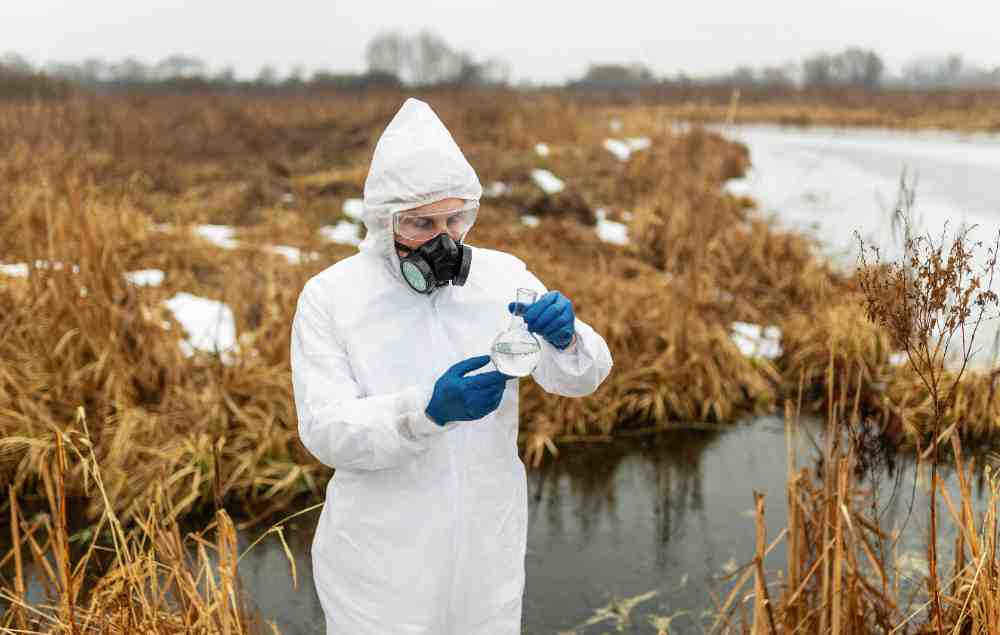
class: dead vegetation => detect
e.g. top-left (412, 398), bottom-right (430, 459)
top-left (710, 188), bottom-right (1000, 634)
top-left (0, 91), bottom-right (997, 533)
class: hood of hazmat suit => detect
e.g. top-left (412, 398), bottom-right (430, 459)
top-left (290, 98), bottom-right (614, 635)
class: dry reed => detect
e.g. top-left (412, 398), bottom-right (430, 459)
top-left (0, 92), bottom-right (996, 528)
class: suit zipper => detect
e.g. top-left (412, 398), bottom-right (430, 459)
top-left (431, 291), bottom-right (463, 633)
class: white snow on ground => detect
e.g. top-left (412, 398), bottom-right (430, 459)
top-left (534, 143), bottom-right (550, 157)
top-left (267, 245), bottom-right (320, 264)
top-left (722, 177), bottom-right (752, 197)
top-left (625, 137), bottom-right (652, 152)
top-left (1, 261), bottom-right (80, 275)
top-left (603, 139), bottom-right (632, 161)
top-left (531, 169), bottom-right (565, 194)
top-left (715, 123), bottom-right (1000, 368)
top-left (35, 260), bottom-right (80, 273)
top-left (889, 352), bottom-right (908, 366)
top-left (0, 263), bottom-right (28, 277)
top-left (164, 292), bottom-right (238, 364)
top-left (604, 137), bottom-right (652, 161)
top-left (521, 215), bottom-right (540, 227)
top-left (125, 269), bottom-right (165, 287)
top-left (342, 198), bottom-right (365, 221)
top-left (320, 221), bottom-right (363, 246)
top-left (609, 118), bottom-right (623, 133)
top-left (195, 225), bottom-right (238, 250)
top-left (484, 181), bottom-right (511, 198)
top-left (730, 322), bottom-right (783, 359)
top-left (594, 208), bottom-right (630, 245)
top-left (671, 121), bottom-right (692, 135)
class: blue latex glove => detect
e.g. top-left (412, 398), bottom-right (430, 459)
top-left (508, 290), bottom-right (576, 350)
top-left (426, 355), bottom-right (512, 426)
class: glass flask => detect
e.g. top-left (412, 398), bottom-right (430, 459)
top-left (491, 287), bottom-right (542, 377)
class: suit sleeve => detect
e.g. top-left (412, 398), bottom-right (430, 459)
top-left (290, 280), bottom-right (448, 471)
top-left (518, 269), bottom-right (614, 397)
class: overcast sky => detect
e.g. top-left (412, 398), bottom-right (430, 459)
top-left (5, 0), bottom-right (999, 83)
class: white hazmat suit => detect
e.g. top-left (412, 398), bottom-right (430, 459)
top-left (291, 98), bottom-right (613, 634)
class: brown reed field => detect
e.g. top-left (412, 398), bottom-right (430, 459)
top-left (1, 92), bottom-right (998, 521)
top-left (1, 91), bottom-right (1000, 631)
top-left (580, 86), bottom-right (1000, 132)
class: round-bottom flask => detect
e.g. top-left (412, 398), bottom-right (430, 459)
top-left (491, 288), bottom-right (542, 377)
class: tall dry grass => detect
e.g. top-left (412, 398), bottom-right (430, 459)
top-left (0, 92), bottom-right (997, 527)
top-left (2, 409), bottom-right (284, 634)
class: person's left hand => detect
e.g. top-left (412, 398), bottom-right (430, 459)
top-left (509, 290), bottom-right (576, 350)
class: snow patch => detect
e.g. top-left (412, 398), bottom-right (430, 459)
top-left (342, 198), bottom-right (365, 221)
top-left (604, 137), bottom-right (651, 161)
top-left (484, 181), bottom-right (511, 198)
top-left (164, 292), bottom-right (238, 364)
top-left (534, 143), bottom-right (550, 157)
top-left (531, 169), bottom-right (565, 194)
top-left (625, 137), bottom-right (652, 152)
top-left (0, 263), bottom-right (28, 277)
top-left (521, 215), bottom-right (540, 227)
top-left (603, 139), bottom-right (632, 162)
top-left (594, 208), bottom-right (630, 245)
top-left (320, 221), bottom-right (363, 246)
top-left (125, 269), bottom-right (165, 287)
top-left (267, 245), bottom-right (319, 264)
top-left (723, 177), bottom-right (752, 197)
top-left (730, 322), bottom-right (783, 359)
top-left (195, 225), bottom-right (238, 250)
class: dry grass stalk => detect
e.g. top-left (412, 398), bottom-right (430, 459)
top-left (0, 410), bottom-right (282, 634)
top-left (858, 176), bottom-right (1000, 632)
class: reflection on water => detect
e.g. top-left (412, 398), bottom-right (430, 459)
top-left (4, 417), bottom-right (996, 634)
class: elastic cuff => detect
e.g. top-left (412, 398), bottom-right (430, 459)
top-left (546, 321), bottom-right (594, 374)
top-left (403, 384), bottom-right (449, 437)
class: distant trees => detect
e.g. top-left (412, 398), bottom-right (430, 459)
top-left (702, 63), bottom-right (798, 88)
top-left (3, 42), bottom-right (999, 97)
top-left (365, 30), bottom-right (509, 87)
top-left (0, 54), bottom-right (70, 99)
top-left (901, 54), bottom-right (1000, 88)
top-left (571, 63), bottom-right (657, 88)
top-left (802, 47), bottom-right (884, 89)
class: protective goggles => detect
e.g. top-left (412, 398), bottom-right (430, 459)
top-left (392, 201), bottom-right (479, 242)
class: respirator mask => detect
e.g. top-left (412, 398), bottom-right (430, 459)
top-left (393, 201), bottom-right (478, 295)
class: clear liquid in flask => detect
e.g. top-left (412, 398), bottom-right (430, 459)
top-left (492, 339), bottom-right (542, 377)
top-left (491, 287), bottom-right (542, 377)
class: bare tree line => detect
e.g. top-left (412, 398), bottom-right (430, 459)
top-left (2, 35), bottom-right (999, 98)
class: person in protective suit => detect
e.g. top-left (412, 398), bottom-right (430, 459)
top-left (290, 98), bottom-right (614, 634)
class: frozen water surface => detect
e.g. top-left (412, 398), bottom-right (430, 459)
top-left (717, 123), bottom-right (1000, 367)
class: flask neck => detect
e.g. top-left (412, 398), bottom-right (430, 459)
top-left (508, 314), bottom-right (528, 330)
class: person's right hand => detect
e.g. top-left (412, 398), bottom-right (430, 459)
top-left (425, 355), bottom-right (512, 426)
